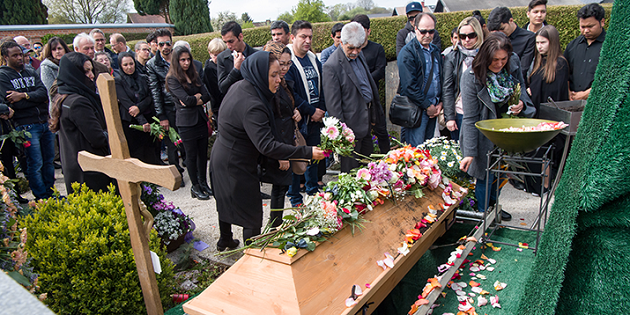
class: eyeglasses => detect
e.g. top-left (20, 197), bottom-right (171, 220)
top-left (94, 39), bottom-right (105, 42)
top-left (279, 61), bottom-right (293, 68)
top-left (417, 29), bottom-right (436, 35)
top-left (459, 32), bottom-right (478, 40)
top-left (158, 41), bottom-right (172, 47)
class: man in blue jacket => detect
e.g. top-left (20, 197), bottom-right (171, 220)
top-left (0, 41), bottom-right (55, 200)
top-left (398, 12), bottom-right (443, 146)
top-left (285, 20), bottom-right (326, 207)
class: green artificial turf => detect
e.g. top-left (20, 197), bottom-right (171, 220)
top-left (374, 223), bottom-right (538, 315)
top-left (517, 1), bottom-right (630, 314)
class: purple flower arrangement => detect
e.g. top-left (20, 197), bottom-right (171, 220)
top-left (141, 183), bottom-right (195, 245)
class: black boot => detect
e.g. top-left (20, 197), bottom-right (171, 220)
top-left (217, 221), bottom-right (240, 251)
top-left (198, 176), bottom-right (213, 196)
top-left (191, 184), bottom-right (210, 200)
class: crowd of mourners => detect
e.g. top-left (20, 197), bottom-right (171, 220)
top-left (0, 1), bottom-right (606, 248)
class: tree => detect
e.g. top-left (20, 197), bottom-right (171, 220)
top-left (356, 0), bottom-right (374, 11)
top-left (0, 0), bottom-right (48, 24)
top-left (293, 0), bottom-right (330, 23)
top-left (211, 10), bottom-right (237, 32)
top-left (241, 12), bottom-right (252, 23)
top-left (277, 11), bottom-right (294, 25)
top-left (169, 0), bottom-right (211, 35)
top-left (44, 0), bottom-right (128, 24)
top-left (134, 0), bottom-right (171, 23)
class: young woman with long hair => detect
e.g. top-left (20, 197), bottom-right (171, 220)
top-left (165, 46), bottom-right (212, 200)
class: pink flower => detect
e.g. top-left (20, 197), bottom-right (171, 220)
top-left (346, 134), bottom-right (355, 143)
top-left (325, 126), bottom-right (340, 140)
top-left (356, 168), bottom-right (371, 181)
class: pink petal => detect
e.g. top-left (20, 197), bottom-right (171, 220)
top-left (345, 297), bottom-right (357, 307)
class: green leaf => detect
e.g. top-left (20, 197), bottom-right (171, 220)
top-left (306, 242), bottom-right (316, 251)
top-left (7, 271), bottom-right (32, 287)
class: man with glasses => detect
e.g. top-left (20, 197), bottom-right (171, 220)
top-left (397, 13), bottom-right (443, 146)
top-left (487, 7), bottom-right (536, 81)
top-left (217, 21), bottom-right (257, 95)
top-left (146, 29), bottom-right (186, 185)
top-left (134, 41), bottom-right (151, 74)
top-left (89, 29), bottom-right (118, 70)
top-left (396, 2), bottom-right (441, 56)
top-left (14, 36), bottom-right (41, 70)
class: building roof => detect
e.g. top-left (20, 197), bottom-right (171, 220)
top-left (126, 13), bottom-right (166, 24)
top-left (439, 0), bottom-right (585, 12)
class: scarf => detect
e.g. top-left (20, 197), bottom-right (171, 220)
top-left (117, 52), bottom-right (149, 102)
top-left (457, 44), bottom-right (478, 68)
top-left (240, 51), bottom-right (281, 140)
top-left (57, 52), bottom-right (101, 107)
top-left (486, 68), bottom-right (516, 103)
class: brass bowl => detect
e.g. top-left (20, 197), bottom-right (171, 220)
top-left (475, 118), bottom-right (567, 153)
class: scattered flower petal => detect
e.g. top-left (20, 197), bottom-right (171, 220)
top-left (490, 295), bottom-right (501, 308)
top-left (477, 296), bottom-right (488, 307)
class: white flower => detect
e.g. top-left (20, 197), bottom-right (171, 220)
top-left (447, 161), bottom-right (455, 167)
top-left (323, 116), bottom-right (339, 128)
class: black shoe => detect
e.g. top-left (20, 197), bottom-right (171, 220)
top-left (179, 179), bottom-right (185, 188)
top-left (53, 161), bottom-right (62, 169)
top-left (199, 182), bottom-right (213, 196)
top-left (261, 192), bottom-right (271, 199)
top-left (500, 210), bottom-right (512, 221)
top-left (217, 238), bottom-right (240, 251)
top-left (509, 178), bottom-right (525, 191)
top-left (191, 185), bottom-right (210, 200)
top-left (176, 165), bottom-right (185, 174)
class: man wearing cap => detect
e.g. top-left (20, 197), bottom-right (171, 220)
top-left (0, 40), bottom-right (55, 200)
top-left (396, 2), bottom-right (441, 56)
top-left (14, 36), bottom-right (40, 70)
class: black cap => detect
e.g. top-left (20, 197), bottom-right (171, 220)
top-left (406, 2), bottom-right (423, 14)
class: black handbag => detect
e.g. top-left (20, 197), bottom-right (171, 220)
top-left (389, 54), bottom-right (435, 129)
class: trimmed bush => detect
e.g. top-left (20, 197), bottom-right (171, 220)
top-left (142, 4), bottom-right (611, 63)
top-left (22, 184), bottom-right (175, 314)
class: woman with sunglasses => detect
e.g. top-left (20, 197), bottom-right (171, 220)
top-left (459, 33), bottom-right (534, 221)
top-left (166, 46), bottom-right (212, 200)
top-left (261, 41), bottom-right (302, 227)
top-left (442, 17), bottom-right (484, 141)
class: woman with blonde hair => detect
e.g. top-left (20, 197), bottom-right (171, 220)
top-left (442, 17), bottom-right (484, 140)
top-left (203, 38), bottom-right (228, 123)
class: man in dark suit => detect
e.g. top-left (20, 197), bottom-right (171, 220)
top-left (323, 22), bottom-right (384, 172)
top-left (216, 21), bottom-right (257, 96)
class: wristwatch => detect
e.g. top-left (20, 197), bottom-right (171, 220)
top-left (24, 92), bottom-right (30, 100)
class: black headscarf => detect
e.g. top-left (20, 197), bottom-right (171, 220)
top-left (240, 51), bottom-right (281, 140)
top-left (117, 52), bottom-right (149, 100)
top-left (57, 52), bottom-right (100, 107)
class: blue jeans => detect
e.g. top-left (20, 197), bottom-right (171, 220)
top-left (17, 123), bottom-right (55, 199)
top-left (451, 113), bottom-right (463, 142)
top-left (287, 123), bottom-right (321, 206)
top-left (475, 172), bottom-right (503, 212)
top-left (402, 110), bottom-right (436, 147)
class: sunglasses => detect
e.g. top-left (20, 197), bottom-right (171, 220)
top-left (459, 32), bottom-right (478, 40)
top-left (417, 29), bottom-right (436, 35)
top-left (158, 41), bottom-right (172, 47)
top-left (408, 14), bottom-right (418, 21)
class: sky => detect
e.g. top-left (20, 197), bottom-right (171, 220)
top-left (209, 0), bottom-right (417, 22)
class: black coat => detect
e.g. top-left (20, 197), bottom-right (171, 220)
top-left (58, 93), bottom-right (112, 193)
top-left (216, 44), bottom-right (257, 95)
top-left (202, 59), bottom-right (223, 116)
top-left (442, 49), bottom-right (465, 121)
top-left (528, 57), bottom-right (570, 117)
top-left (146, 51), bottom-right (175, 120)
top-left (166, 76), bottom-right (210, 128)
top-left (210, 80), bottom-right (312, 228)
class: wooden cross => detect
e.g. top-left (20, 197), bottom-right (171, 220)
top-left (77, 74), bottom-right (182, 315)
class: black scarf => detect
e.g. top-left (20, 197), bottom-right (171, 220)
top-left (241, 51), bottom-right (280, 140)
top-left (117, 52), bottom-right (149, 101)
top-left (57, 52), bottom-right (101, 107)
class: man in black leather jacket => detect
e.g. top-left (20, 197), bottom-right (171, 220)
top-left (146, 28), bottom-right (186, 183)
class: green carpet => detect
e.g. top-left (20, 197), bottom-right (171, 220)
top-left (517, 1), bottom-right (630, 314)
top-left (375, 224), bottom-right (538, 315)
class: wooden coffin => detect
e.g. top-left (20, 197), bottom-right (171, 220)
top-left (184, 183), bottom-right (462, 315)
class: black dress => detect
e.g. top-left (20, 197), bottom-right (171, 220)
top-left (528, 56), bottom-right (570, 117)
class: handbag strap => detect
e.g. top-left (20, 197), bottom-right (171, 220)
top-left (423, 53), bottom-right (435, 97)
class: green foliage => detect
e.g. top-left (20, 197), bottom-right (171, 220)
top-left (241, 12), bottom-right (252, 23)
top-left (134, 0), bottom-right (169, 20)
top-left (0, 0), bottom-right (48, 24)
top-left (22, 184), bottom-right (176, 314)
top-left (293, 0), bottom-right (331, 23)
top-left (277, 12), bottom-right (295, 25)
top-left (169, 0), bottom-right (211, 36)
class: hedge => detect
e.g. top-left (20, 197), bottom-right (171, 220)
top-left (136, 4), bottom-right (612, 63)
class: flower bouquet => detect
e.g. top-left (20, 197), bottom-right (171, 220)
top-left (319, 117), bottom-right (355, 158)
top-left (130, 117), bottom-right (183, 147)
top-left (418, 137), bottom-right (472, 187)
top-left (141, 183), bottom-right (194, 247)
top-left (0, 127), bottom-right (31, 149)
top-left (503, 83), bottom-right (522, 118)
top-left (382, 145), bottom-right (442, 199)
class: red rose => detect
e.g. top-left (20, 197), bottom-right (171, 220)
top-left (23, 141), bottom-right (31, 148)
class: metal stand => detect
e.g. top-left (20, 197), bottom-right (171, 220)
top-left (481, 146), bottom-right (554, 253)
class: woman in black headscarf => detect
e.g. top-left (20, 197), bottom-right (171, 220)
top-left (115, 52), bottom-right (161, 165)
top-left (166, 46), bottom-right (212, 200)
top-left (50, 52), bottom-right (112, 194)
top-left (210, 51), bottom-right (325, 250)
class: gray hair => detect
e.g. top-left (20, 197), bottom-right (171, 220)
top-left (207, 38), bottom-right (227, 55)
top-left (94, 51), bottom-right (112, 64)
top-left (340, 22), bottom-right (366, 47)
top-left (73, 33), bottom-right (95, 50)
top-left (134, 41), bottom-right (148, 51)
top-left (89, 29), bottom-right (105, 37)
top-left (173, 40), bottom-right (191, 50)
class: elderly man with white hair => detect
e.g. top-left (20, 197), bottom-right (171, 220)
top-left (72, 33), bottom-right (109, 77)
top-left (14, 36), bottom-right (41, 69)
top-left (322, 22), bottom-right (385, 172)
